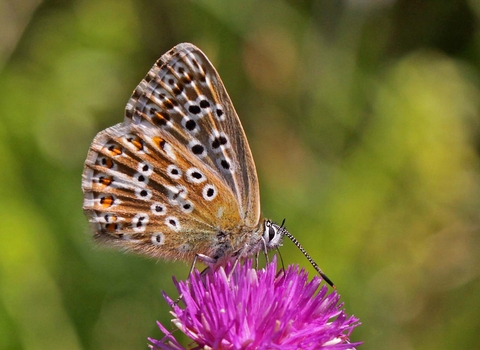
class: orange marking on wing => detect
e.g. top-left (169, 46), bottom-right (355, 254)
top-left (152, 136), bottom-right (166, 149)
top-left (102, 158), bottom-right (115, 169)
top-left (127, 136), bottom-right (144, 151)
top-left (105, 223), bottom-right (118, 232)
top-left (100, 195), bottom-right (114, 208)
top-left (108, 145), bottom-right (123, 156)
top-left (99, 176), bottom-right (113, 187)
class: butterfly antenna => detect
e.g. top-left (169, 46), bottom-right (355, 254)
top-left (280, 220), bottom-right (335, 288)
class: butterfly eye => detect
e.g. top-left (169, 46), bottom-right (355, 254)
top-left (268, 226), bottom-right (276, 242)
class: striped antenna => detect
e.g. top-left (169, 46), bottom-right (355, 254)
top-left (280, 220), bottom-right (335, 288)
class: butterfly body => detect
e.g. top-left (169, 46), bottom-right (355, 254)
top-left (82, 43), bottom-right (284, 266)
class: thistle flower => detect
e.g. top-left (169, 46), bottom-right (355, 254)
top-left (149, 258), bottom-right (361, 349)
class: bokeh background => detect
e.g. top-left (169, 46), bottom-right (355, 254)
top-left (1, 0), bottom-right (480, 349)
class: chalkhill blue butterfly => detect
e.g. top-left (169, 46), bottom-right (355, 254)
top-left (82, 43), bottom-right (333, 287)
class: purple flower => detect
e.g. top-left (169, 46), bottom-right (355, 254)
top-left (149, 258), bottom-right (361, 349)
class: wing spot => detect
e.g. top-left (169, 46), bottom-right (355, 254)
top-left (99, 157), bottom-right (115, 169)
top-left (105, 223), bottom-right (118, 232)
top-left (151, 202), bottom-right (166, 216)
top-left (138, 162), bottom-right (153, 176)
top-left (215, 105), bottom-right (225, 121)
top-left (152, 136), bottom-right (166, 149)
top-left (163, 100), bottom-right (175, 110)
top-left (192, 144), bottom-right (203, 154)
top-left (165, 216), bottom-right (180, 231)
top-left (166, 165), bottom-right (182, 179)
top-left (135, 188), bottom-right (152, 200)
top-left (132, 213), bottom-right (149, 232)
top-left (190, 142), bottom-right (206, 157)
top-left (200, 99), bottom-right (210, 108)
top-left (107, 144), bottom-right (123, 156)
top-left (181, 200), bottom-right (194, 214)
top-left (98, 175), bottom-right (114, 187)
top-left (133, 172), bottom-right (149, 185)
top-left (186, 168), bottom-right (206, 183)
top-left (126, 135), bottom-right (145, 151)
top-left (221, 159), bottom-right (230, 169)
top-left (173, 85), bottom-right (184, 95)
top-left (99, 195), bottom-right (117, 208)
top-left (178, 243), bottom-right (192, 253)
top-left (104, 214), bottom-right (119, 223)
top-left (181, 76), bottom-right (192, 85)
top-left (217, 157), bottom-right (234, 173)
top-left (152, 112), bottom-right (171, 127)
top-left (151, 232), bottom-right (165, 246)
top-left (185, 119), bottom-right (196, 131)
top-left (202, 184), bottom-right (217, 201)
top-left (181, 117), bottom-right (199, 134)
top-left (211, 135), bottom-right (228, 150)
top-left (188, 105), bottom-right (201, 114)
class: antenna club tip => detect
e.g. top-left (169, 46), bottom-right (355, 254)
top-left (321, 274), bottom-right (335, 288)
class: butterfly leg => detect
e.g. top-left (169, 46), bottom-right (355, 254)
top-left (194, 253), bottom-right (219, 278)
top-left (173, 254), bottom-right (218, 305)
top-left (194, 253), bottom-right (217, 268)
top-left (261, 237), bottom-right (269, 264)
top-left (226, 258), bottom-right (240, 282)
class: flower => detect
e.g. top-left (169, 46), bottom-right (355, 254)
top-left (149, 258), bottom-right (361, 349)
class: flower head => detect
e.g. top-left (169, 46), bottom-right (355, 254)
top-left (149, 258), bottom-right (361, 349)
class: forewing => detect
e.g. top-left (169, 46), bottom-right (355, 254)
top-left (124, 43), bottom-right (261, 227)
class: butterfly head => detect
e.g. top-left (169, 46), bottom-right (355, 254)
top-left (262, 219), bottom-right (285, 250)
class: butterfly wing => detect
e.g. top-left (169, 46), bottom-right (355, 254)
top-left (82, 43), bottom-right (261, 261)
top-left (124, 43), bottom-right (261, 228)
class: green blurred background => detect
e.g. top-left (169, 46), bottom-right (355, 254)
top-left (1, 0), bottom-right (480, 349)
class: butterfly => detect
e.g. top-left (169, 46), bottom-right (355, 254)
top-left (81, 43), bottom-right (333, 287)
